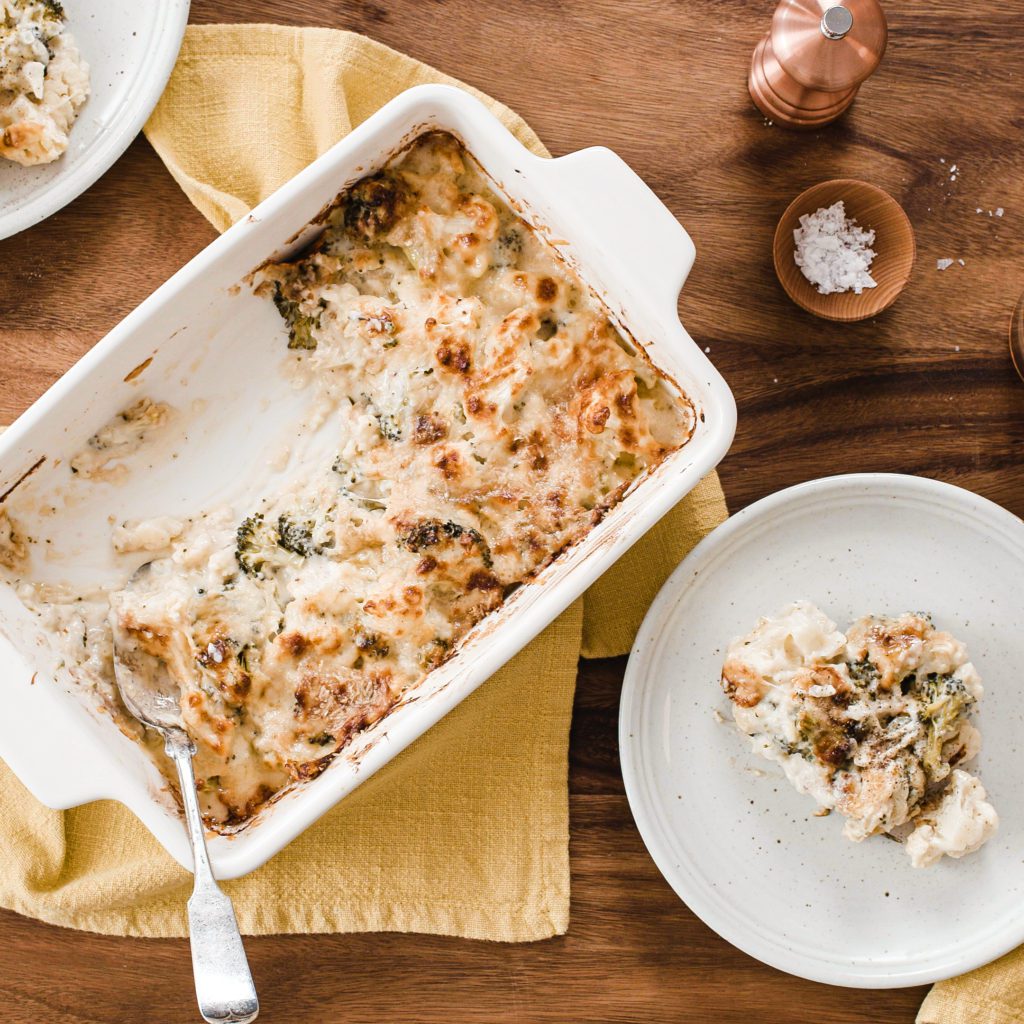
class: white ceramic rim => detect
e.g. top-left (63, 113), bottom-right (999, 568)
top-left (0, 1), bottom-right (191, 241)
top-left (619, 472), bottom-right (1024, 988)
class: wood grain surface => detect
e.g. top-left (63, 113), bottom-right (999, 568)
top-left (1, 1), bottom-right (1022, 1021)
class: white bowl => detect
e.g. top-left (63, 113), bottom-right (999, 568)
top-left (0, 0), bottom-right (190, 240)
top-left (0, 84), bottom-right (736, 878)
top-left (620, 473), bottom-right (1024, 987)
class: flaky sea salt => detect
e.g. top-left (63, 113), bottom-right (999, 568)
top-left (937, 258), bottom-right (954, 270)
top-left (793, 201), bottom-right (877, 295)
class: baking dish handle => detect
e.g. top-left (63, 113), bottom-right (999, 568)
top-left (533, 146), bottom-right (697, 316)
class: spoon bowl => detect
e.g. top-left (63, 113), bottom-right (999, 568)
top-left (111, 603), bottom-right (260, 1024)
top-left (112, 631), bottom-right (185, 732)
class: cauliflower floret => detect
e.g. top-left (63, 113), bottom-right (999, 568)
top-left (905, 770), bottom-right (998, 868)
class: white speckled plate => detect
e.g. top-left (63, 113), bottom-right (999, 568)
top-left (0, 0), bottom-right (190, 241)
top-left (620, 473), bottom-right (1024, 988)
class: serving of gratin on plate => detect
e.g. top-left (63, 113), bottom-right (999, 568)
top-left (722, 601), bottom-right (997, 868)
top-left (620, 473), bottom-right (1024, 988)
top-left (0, 0), bottom-right (189, 240)
top-left (0, 0), bottom-right (90, 166)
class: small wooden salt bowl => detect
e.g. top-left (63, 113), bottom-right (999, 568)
top-left (773, 179), bottom-right (916, 322)
top-left (1011, 290), bottom-right (1024, 383)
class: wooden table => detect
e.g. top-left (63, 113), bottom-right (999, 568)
top-left (1, 1), bottom-right (1021, 1021)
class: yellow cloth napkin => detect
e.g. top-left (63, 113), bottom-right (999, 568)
top-left (0, 24), bottom-right (729, 941)
top-left (918, 955), bottom-right (1024, 1024)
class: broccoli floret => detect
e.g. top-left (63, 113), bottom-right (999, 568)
top-left (399, 519), bottom-right (448, 550)
top-left (921, 671), bottom-right (966, 705)
top-left (343, 174), bottom-right (407, 240)
top-left (235, 514), bottom-right (281, 578)
top-left (419, 636), bottom-right (451, 669)
top-left (847, 655), bottom-right (880, 688)
top-left (397, 518), bottom-right (493, 568)
top-left (237, 510), bottom-right (330, 576)
top-left (353, 629), bottom-right (390, 658)
top-left (277, 514), bottom-right (321, 557)
top-left (375, 411), bottom-right (402, 441)
top-left (920, 673), bottom-right (970, 765)
top-left (272, 282), bottom-right (322, 350)
top-left (237, 644), bottom-right (255, 673)
top-left (493, 227), bottom-right (523, 268)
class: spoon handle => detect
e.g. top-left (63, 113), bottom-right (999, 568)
top-left (165, 729), bottom-right (260, 1024)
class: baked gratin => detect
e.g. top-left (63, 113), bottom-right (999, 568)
top-left (1, 131), bottom-right (694, 828)
top-left (722, 602), bottom-right (997, 867)
top-left (0, 0), bottom-right (89, 165)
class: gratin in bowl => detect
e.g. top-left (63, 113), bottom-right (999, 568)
top-left (0, 0), bottom-right (191, 241)
top-left (0, 86), bottom-right (736, 877)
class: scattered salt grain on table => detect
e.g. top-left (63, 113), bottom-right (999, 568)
top-left (793, 201), bottom-right (877, 295)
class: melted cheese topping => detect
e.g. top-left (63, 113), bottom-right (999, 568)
top-left (0, 0), bottom-right (89, 165)
top-left (7, 131), bottom-right (694, 829)
top-left (722, 601), bottom-right (996, 866)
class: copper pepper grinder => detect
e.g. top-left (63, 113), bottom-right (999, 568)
top-left (749, 0), bottom-right (888, 129)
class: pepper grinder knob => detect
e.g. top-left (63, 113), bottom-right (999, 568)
top-left (749, 0), bottom-right (888, 129)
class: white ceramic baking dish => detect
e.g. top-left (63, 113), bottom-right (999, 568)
top-left (0, 84), bottom-right (735, 878)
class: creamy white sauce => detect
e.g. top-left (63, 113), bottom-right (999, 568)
top-left (112, 516), bottom-right (184, 554)
top-left (69, 398), bottom-right (173, 482)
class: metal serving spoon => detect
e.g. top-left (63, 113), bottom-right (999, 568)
top-left (112, 626), bottom-right (259, 1024)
